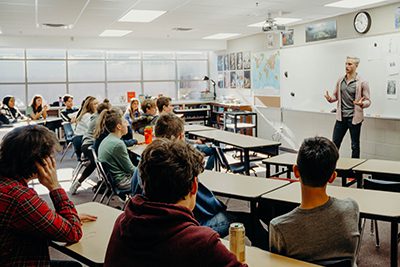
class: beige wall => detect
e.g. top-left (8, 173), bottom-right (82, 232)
top-left (225, 3), bottom-right (400, 160)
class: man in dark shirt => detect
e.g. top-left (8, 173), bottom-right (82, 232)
top-left (60, 94), bottom-right (79, 122)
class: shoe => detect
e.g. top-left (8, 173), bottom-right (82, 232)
top-left (69, 180), bottom-right (81, 195)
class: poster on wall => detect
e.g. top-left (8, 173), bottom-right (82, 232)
top-left (224, 71), bottom-right (230, 89)
top-left (223, 55), bottom-right (229, 71)
top-left (236, 71), bottom-right (244, 88)
top-left (387, 57), bottom-right (400, 75)
top-left (305, 20), bottom-right (337, 42)
top-left (236, 52), bottom-right (243, 70)
top-left (243, 52), bottom-right (251, 69)
top-left (229, 53), bottom-right (236, 70)
top-left (217, 72), bottom-right (224, 88)
top-left (251, 51), bottom-right (280, 92)
top-left (282, 29), bottom-right (294, 46)
top-left (244, 71), bottom-right (251, 89)
top-left (395, 7), bottom-right (400, 29)
top-left (217, 55), bottom-right (224, 71)
top-left (387, 79), bottom-right (398, 99)
top-left (230, 71), bottom-right (237, 88)
top-left (266, 33), bottom-right (275, 48)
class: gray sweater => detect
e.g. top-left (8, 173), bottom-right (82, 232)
top-left (269, 197), bottom-right (360, 265)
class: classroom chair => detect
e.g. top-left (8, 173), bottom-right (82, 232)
top-left (60, 122), bottom-right (75, 163)
top-left (312, 257), bottom-right (352, 267)
top-left (97, 161), bottom-right (131, 206)
top-left (215, 146), bottom-right (258, 176)
top-left (90, 147), bottom-right (107, 202)
top-left (362, 178), bottom-right (400, 248)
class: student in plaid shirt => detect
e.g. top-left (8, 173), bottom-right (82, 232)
top-left (0, 125), bottom-right (97, 267)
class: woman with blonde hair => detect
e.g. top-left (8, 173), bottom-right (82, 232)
top-left (72, 96), bottom-right (98, 159)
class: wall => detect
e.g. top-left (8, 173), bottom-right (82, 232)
top-left (226, 2), bottom-right (400, 160)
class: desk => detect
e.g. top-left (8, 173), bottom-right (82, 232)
top-left (262, 183), bottom-right (400, 267)
top-left (262, 154), bottom-right (366, 186)
top-left (353, 159), bottom-right (400, 186)
top-left (0, 117), bottom-right (63, 141)
top-left (50, 202), bottom-right (122, 266)
top-left (128, 144), bottom-right (147, 156)
top-left (184, 124), bottom-right (216, 133)
top-left (190, 130), bottom-right (281, 175)
top-left (220, 239), bottom-right (319, 267)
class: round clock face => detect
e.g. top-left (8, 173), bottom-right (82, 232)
top-left (354, 11), bottom-right (371, 34)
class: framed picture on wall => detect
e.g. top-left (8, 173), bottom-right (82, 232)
top-left (230, 71), bottom-right (237, 88)
top-left (236, 70), bottom-right (244, 88)
top-left (305, 20), bottom-right (337, 42)
top-left (229, 53), bottom-right (236, 70)
top-left (282, 29), bottom-right (294, 46)
top-left (236, 52), bottom-right (243, 70)
top-left (217, 55), bottom-right (224, 71)
top-left (243, 52), bottom-right (251, 70)
top-left (224, 55), bottom-right (229, 71)
top-left (244, 70), bottom-right (251, 88)
top-left (224, 71), bottom-right (230, 88)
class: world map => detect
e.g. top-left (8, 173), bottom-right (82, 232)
top-left (251, 51), bottom-right (280, 91)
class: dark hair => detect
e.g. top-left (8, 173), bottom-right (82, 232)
top-left (63, 94), bottom-right (73, 103)
top-left (139, 138), bottom-right (204, 204)
top-left (154, 113), bottom-right (184, 139)
top-left (2, 95), bottom-right (13, 106)
top-left (141, 99), bottom-right (156, 113)
top-left (156, 96), bottom-right (172, 113)
top-left (0, 125), bottom-right (60, 181)
top-left (30, 95), bottom-right (43, 113)
top-left (296, 136), bottom-right (339, 187)
top-left (96, 99), bottom-right (111, 114)
top-left (93, 108), bottom-right (122, 138)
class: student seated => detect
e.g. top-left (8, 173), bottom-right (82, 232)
top-left (1, 95), bottom-right (26, 122)
top-left (26, 95), bottom-right (48, 120)
top-left (132, 99), bottom-right (158, 134)
top-left (69, 99), bottom-right (111, 195)
top-left (269, 136), bottom-right (360, 264)
top-left (60, 94), bottom-right (79, 122)
top-left (98, 108), bottom-right (135, 190)
top-left (131, 113), bottom-right (268, 249)
top-left (0, 125), bottom-right (96, 266)
top-left (156, 96), bottom-right (216, 170)
top-left (105, 138), bottom-right (247, 267)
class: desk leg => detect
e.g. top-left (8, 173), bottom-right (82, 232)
top-left (390, 222), bottom-right (398, 267)
top-left (266, 163), bottom-right (271, 178)
top-left (244, 149), bottom-right (250, 176)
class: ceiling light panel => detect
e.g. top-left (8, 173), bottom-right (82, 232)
top-left (119, 9), bottom-right (167, 23)
top-left (325, 0), bottom-right (387, 8)
top-left (202, 33), bottom-right (240, 39)
top-left (99, 30), bottom-right (132, 37)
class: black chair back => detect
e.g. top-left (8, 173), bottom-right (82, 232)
top-left (363, 178), bottom-right (400, 193)
top-left (215, 146), bottom-right (231, 171)
top-left (313, 257), bottom-right (352, 267)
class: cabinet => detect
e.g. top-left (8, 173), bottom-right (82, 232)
top-left (172, 101), bottom-right (211, 125)
top-left (223, 111), bottom-right (257, 136)
top-left (210, 103), bottom-right (254, 135)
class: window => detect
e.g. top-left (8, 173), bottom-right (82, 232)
top-left (107, 61), bottom-right (141, 81)
top-left (143, 82), bottom-right (176, 99)
top-left (0, 61), bottom-right (25, 83)
top-left (69, 61), bottom-right (105, 82)
top-left (27, 84), bottom-right (67, 105)
top-left (107, 82), bottom-right (141, 105)
top-left (69, 83), bottom-right (106, 104)
top-left (27, 61), bottom-right (66, 82)
top-left (143, 61), bottom-right (175, 80)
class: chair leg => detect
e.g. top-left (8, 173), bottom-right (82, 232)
top-left (370, 219), bottom-right (374, 236)
top-left (374, 220), bottom-right (380, 248)
top-left (60, 142), bottom-right (72, 163)
top-left (355, 218), bottom-right (366, 263)
top-left (99, 188), bottom-right (109, 203)
top-left (92, 180), bottom-right (105, 202)
top-left (106, 193), bottom-right (115, 205)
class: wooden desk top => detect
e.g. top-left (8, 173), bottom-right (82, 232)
top-left (184, 124), bottom-right (216, 132)
top-left (353, 159), bottom-right (400, 175)
top-left (55, 202), bottom-right (122, 264)
top-left (189, 129), bottom-right (281, 149)
top-left (262, 154), bottom-right (366, 171)
top-left (220, 239), bottom-right (319, 267)
top-left (262, 183), bottom-right (400, 218)
top-left (199, 170), bottom-right (289, 199)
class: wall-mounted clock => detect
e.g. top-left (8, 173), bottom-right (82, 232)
top-left (354, 11), bottom-right (371, 34)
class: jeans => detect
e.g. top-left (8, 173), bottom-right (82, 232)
top-left (332, 118), bottom-right (362, 158)
top-left (195, 144), bottom-right (216, 170)
top-left (71, 135), bottom-right (83, 160)
top-left (198, 210), bottom-right (269, 250)
top-left (78, 144), bottom-right (96, 183)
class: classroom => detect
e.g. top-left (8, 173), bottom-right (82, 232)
top-left (1, 1), bottom-right (400, 267)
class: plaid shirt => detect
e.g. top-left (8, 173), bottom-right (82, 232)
top-left (0, 177), bottom-right (82, 267)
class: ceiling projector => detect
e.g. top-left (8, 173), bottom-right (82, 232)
top-left (262, 19), bottom-right (286, 32)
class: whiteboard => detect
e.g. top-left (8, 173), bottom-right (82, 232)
top-left (280, 32), bottom-right (400, 119)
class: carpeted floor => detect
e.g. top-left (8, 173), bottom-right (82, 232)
top-left (40, 149), bottom-right (398, 266)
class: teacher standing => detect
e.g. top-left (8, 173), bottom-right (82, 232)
top-left (325, 56), bottom-right (371, 158)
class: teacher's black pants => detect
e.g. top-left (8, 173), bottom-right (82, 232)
top-left (332, 117), bottom-right (362, 158)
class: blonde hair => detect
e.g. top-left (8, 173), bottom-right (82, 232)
top-left (76, 96), bottom-right (97, 122)
top-left (346, 56), bottom-right (360, 66)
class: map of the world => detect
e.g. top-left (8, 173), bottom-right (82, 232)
top-left (251, 51), bottom-right (280, 91)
